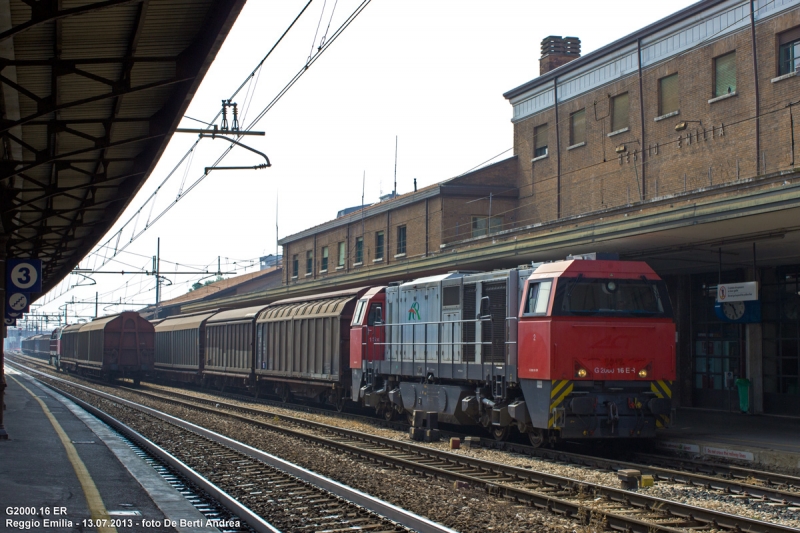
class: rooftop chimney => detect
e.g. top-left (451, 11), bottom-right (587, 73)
top-left (540, 36), bottom-right (581, 75)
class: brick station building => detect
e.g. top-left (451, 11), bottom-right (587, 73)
top-left (209, 0), bottom-right (800, 416)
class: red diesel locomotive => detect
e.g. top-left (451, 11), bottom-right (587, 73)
top-left (350, 256), bottom-right (675, 446)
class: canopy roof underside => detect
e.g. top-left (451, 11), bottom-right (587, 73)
top-left (0, 0), bottom-right (245, 295)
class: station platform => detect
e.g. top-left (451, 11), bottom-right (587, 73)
top-left (655, 407), bottom-right (800, 473)
top-left (0, 367), bottom-right (218, 533)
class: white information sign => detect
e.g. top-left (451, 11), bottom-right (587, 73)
top-left (7, 292), bottom-right (29, 311)
top-left (702, 446), bottom-right (754, 461)
top-left (656, 441), bottom-right (700, 454)
top-left (9, 261), bottom-right (39, 290)
top-left (716, 282), bottom-right (758, 302)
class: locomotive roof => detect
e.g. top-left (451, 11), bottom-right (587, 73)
top-left (530, 259), bottom-right (660, 278)
top-left (397, 272), bottom-right (464, 288)
top-left (155, 311), bottom-right (219, 332)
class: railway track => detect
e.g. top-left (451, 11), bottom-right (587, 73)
top-left (13, 353), bottom-right (800, 502)
top-left (12, 363), bottom-right (454, 533)
top-left (11, 358), bottom-right (798, 533)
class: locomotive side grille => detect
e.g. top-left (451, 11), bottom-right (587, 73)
top-left (463, 284), bottom-right (476, 362)
top-left (482, 281), bottom-right (507, 364)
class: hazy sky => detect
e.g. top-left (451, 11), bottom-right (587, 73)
top-left (31, 0), bottom-right (697, 323)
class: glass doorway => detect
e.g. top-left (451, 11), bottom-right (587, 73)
top-left (761, 266), bottom-right (800, 415)
top-left (691, 273), bottom-right (745, 411)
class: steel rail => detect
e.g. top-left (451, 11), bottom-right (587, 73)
top-left (12, 361), bottom-right (457, 533)
top-left (480, 439), bottom-right (800, 505)
top-left (13, 354), bottom-right (800, 504)
top-left (35, 379), bottom-right (280, 533)
top-left (23, 363), bottom-right (790, 533)
top-left (630, 451), bottom-right (800, 490)
top-left (132, 380), bottom-right (800, 506)
top-left (121, 388), bottom-right (800, 533)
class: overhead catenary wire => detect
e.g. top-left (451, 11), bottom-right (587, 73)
top-left (47, 0), bottom-right (783, 309)
top-left (42, 1), bottom-right (321, 307)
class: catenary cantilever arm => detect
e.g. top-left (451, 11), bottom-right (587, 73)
top-left (198, 133), bottom-right (271, 174)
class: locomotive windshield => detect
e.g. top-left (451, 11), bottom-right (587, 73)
top-left (553, 277), bottom-right (673, 318)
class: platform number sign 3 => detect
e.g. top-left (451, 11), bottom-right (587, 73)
top-left (6, 258), bottom-right (42, 293)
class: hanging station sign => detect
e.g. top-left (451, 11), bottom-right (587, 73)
top-left (715, 281), bottom-right (760, 323)
top-left (716, 282), bottom-right (758, 302)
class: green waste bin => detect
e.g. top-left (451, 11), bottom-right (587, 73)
top-left (735, 378), bottom-right (751, 413)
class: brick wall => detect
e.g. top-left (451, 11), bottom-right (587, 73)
top-left (281, 5), bottom-right (800, 287)
top-left (512, 8), bottom-right (800, 226)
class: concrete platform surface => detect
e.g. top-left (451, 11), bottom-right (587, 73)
top-left (0, 368), bottom-right (219, 533)
top-left (656, 407), bottom-right (800, 472)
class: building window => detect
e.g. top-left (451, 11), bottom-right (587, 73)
top-left (375, 231), bottom-right (384, 260)
top-left (355, 237), bottom-right (363, 264)
top-left (569, 109), bottom-right (585, 146)
top-left (338, 241), bottom-right (345, 267)
top-left (396, 225), bottom-right (407, 255)
top-left (292, 255), bottom-right (298, 278)
top-left (471, 216), bottom-right (503, 238)
top-left (779, 30), bottom-right (800, 75)
top-left (714, 52), bottom-right (736, 96)
top-left (305, 250), bottom-right (313, 275)
top-left (321, 246), bottom-right (328, 272)
top-left (659, 73), bottom-right (679, 116)
top-left (533, 124), bottom-right (548, 158)
top-left (611, 93), bottom-right (629, 131)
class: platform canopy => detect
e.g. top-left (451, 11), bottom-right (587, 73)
top-left (0, 0), bottom-right (245, 294)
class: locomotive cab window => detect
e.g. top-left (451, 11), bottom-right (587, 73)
top-left (352, 299), bottom-right (368, 326)
top-left (523, 279), bottom-right (553, 315)
top-left (553, 277), bottom-right (673, 318)
top-left (367, 304), bottom-right (383, 325)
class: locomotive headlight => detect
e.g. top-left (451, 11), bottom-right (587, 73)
top-left (638, 369), bottom-right (648, 378)
top-left (577, 368), bottom-right (587, 378)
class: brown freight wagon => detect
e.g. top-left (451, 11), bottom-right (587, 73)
top-left (154, 310), bottom-right (219, 384)
top-left (203, 305), bottom-right (269, 389)
top-left (254, 287), bottom-right (368, 408)
top-left (59, 311), bottom-right (154, 384)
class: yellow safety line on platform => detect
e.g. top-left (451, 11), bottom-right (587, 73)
top-left (10, 376), bottom-right (118, 533)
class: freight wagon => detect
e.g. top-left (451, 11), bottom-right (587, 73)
top-left (59, 311), bottom-right (154, 384)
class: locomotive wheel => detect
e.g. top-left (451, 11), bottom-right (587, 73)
top-left (382, 407), bottom-right (395, 421)
top-left (527, 428), bottom-right (545, 448)
top-left (281, 386), bottom-right (291, 404)
top-left (335, 396), bottom-right (346, 412)
top-left (133, 376), bottom-right (141, 387)
top-left (491, 426), bottom-right (510, 441)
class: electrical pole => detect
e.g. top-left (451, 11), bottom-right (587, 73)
top-left (393, 135), bottom-right (398, 197)
top-left (154, 238), bottom-right (161, 319)
top-left (95, 292), bottom-right (98, 318)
